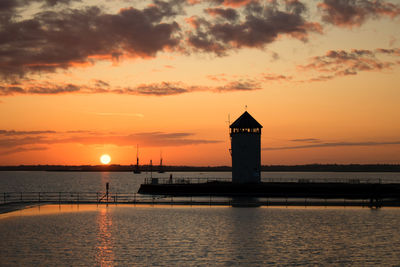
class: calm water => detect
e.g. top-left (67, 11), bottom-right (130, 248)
top-left (1, 171), bottom-right (399, 193)
top-left (1, 172), bottom-right (400, 266)
top-left (1, 205), bottom-right (400, 266)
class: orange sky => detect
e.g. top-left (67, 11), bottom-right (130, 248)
top-left (1, 0), bottom-right (400, 165)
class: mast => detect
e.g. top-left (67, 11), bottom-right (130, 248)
top-left (150, 159), bottom-right (153, 178)
top-left (227, 114), bottom-right (232, 156)
top-left (136, 144), bottom-right (139, 165)
top-left (158, 150), bottom-right (164, 173)
top-left (133, 144), bottom-right (141, 174)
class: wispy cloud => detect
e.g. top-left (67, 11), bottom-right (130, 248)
top-left (0, 84), bottom-right (83, 96)
top-left (0, 146), bottom-right (49, 155)
top-left (124, 82), bottom-right (191, 96)
top-left (0, 130), bottom-right (57, 136)
top-left (264, 140), bottom-right (400, 150)
top-left (0, 79), bottom-right (262, 97)
top-left (298, 48), bottom-right (400, 81)
top-left (262, 73), bottom-right (293, 82)
top-left (0, 129), bottom-right (221, 154)
top-left (215, 80), bottom-right (261, 92)
top-left (290, 138), bottom-right (322, 143)
top-left (206, 73), bottom-right (230, 82)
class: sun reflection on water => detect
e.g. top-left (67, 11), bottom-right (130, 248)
top-left (96, 206), bottom-right (114, 267)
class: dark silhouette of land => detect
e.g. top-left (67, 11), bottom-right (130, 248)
top-left (1, 164), bottom-right (400, 172)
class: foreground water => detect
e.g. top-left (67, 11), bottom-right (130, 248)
top-left (1, 172), bottom-right (400, 266)
top-left (1, 205), bottom-right (400, 266)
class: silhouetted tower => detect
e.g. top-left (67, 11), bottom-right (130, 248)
top-left (230, 111), bottom-right (262, 183)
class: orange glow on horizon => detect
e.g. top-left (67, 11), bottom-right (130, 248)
top-left (1, 1), bottom-right (400, 165)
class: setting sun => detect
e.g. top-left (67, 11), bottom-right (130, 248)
top-left (100, 154), bottom-right (111, 165)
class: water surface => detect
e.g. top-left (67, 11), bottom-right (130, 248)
top-left (1, 171), bottom-right (399, 193)
top-left (1, 205), bottom-right (399, 266)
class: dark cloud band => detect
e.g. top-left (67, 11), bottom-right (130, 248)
top-left (0, 0), bottom-right (183, 79)
top-left (0, 79), bottom-right (261, 96)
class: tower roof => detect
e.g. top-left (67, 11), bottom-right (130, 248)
top-left (230, 111), bottom-right (263, 129)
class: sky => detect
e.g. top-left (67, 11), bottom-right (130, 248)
top-left (1, 0), bottom-right (400, 166)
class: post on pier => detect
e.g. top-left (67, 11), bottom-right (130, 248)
top-left (106, 182), bottom-right (109, 203)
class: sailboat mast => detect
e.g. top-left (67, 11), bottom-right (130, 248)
top-left (136, 144), bottom-right (139, 166)
top-left (133, 144), bottom-right (141, 174)
top-left (158, 150), bottom-right (165, 173)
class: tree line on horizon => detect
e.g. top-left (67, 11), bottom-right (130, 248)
top-left (1, 164), bottom-right (400, 172)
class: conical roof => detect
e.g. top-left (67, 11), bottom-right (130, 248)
top-left (230, 111), bottom-right (263, 129)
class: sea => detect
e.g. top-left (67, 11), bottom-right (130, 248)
top-left (1, 171), bottom-right (400, 266)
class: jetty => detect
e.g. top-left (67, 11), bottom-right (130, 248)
top-left (2, 187), bottom-right (400, 208)
top-left (137, 177), bottom-right (400, 206)
top-left (137, 111), bottom-right (400, 207)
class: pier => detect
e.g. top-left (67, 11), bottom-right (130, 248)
top-left (2, 176), bottom-right (400, 208)
top-left (1, 191), bottom-right (400, 207)
top-left (137, 177), bottom-right (400, 207)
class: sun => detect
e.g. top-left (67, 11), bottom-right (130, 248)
top-left (100, 154), bottom-right (111, 165)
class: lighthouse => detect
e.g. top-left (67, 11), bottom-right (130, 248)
top-left (230, 111), bottom-right (263, 184)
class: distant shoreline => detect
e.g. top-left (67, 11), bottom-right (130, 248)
top-left (1, 164), bottom-right (400, 172)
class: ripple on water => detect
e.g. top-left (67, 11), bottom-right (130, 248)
top-left (0, 205), bottom-right (400, 266)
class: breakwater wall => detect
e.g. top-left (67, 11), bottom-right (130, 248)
top-left (1, 191), bottom-right (400, 208)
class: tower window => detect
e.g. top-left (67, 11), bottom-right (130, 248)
top-left (230, 128), bottom-right (261, 134)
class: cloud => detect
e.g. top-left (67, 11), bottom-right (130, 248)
top-left (94, 80), bottom-right (110, 87)
top-left (51, 132), bottom-right (221, 147)
top-left (0, 0), bottom-right (79, 18)
top-left (0, 79), bottom-right (262, 96)
top-left (262, 73), bottom-right (292, 81)
top-left (264, 140), bottom-right (400, 150)
top-left (205, 7), bottom-right (239, 21)
top-left (0, 0), bottom-right (184, 79)
top-left (0, 86), bottom-right (25, 95)
top-left (28, 84), bottom-right (81, 94)
top-left (121, 79), bottom-right (261, 95)
top-left (0, 130), bottom-right (57, 136)
top-left (318, 0), bottom-right (400, 28)
top-left (209, 0), bottom-right (255, 7)
top-left (187, 1), bottom-right (322, 55)
top-left (290, 138), bottom-right (322, 143)
top-left (299, 48), bottom-right (400, 81)
top-left (0, 146), bottom-right (49, 155)
top-left (207, 73), bottom-right (229, 81)
top-left (1, 0), bottom-right (322, 83)
top-left (0, 83), bottom-right (83, 95)
top-left (124, 82), bottom-right (191, 96)
top-left (215, 80), bottom-right (261, 92)
top-left (0, 130), bottom-right (221, 150)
